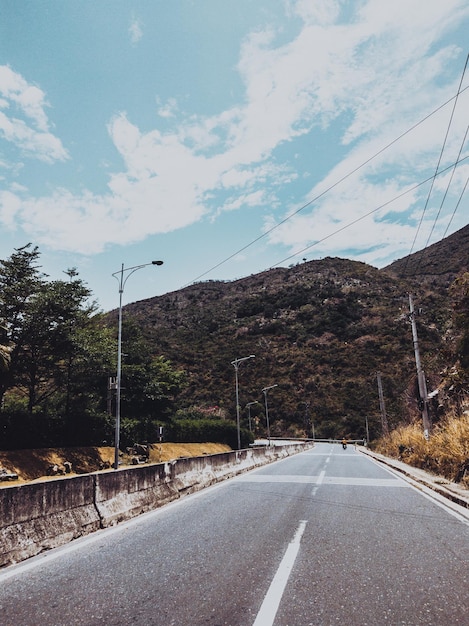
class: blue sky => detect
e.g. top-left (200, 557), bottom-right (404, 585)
top-left (1, 0), bottom-right (468, 312)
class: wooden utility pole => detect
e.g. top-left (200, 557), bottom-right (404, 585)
top-left (409, 294), bottom-right (431, 439)
top-left (376, 372), bottom-right (389, 436)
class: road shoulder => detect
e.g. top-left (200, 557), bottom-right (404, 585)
top-left (358, 446), bottom-right (469, 512)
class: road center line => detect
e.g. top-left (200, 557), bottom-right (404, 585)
top-left (312, 469), bottom-right (326, 496)
top-left (252, 520), bottom-right (307, 626)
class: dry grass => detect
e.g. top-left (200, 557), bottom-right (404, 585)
top-left (374, 413), bottom-right (469, 486)
top-left (0, 442), bottom-right (231, 484)
top-left (147, 442), bottom-right (231, 463)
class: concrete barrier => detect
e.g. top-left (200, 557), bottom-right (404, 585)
top-left (0, 475), bottom-right (100, 567)
top-left (95, 462), bottom-right (179, 527)
top-left (0, 443), bottom-right (312, 567)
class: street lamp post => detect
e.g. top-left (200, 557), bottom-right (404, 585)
top-left (262, 384), bottom-right (278, 445)
top-left (245, 401), bottom-right (259, 432)
top-left (300, 401), bottom-right (312, 439)
top-left (112, 260), bottom-right (163, 470)
top-left (231, 355), bottom-right (255, 449)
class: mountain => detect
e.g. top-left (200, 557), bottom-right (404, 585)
top-left (114, 225), bottom-right (469, 442)
top-left (384, 223), bottom-right (469, 283)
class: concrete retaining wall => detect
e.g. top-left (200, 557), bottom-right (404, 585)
top-left (0, 443), bottom-right (311, 568)
top-left (0, 476), bottom-right (100, 567)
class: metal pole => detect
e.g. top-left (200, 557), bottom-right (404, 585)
top-left (246, 401), bottom-right (259, 433)
top-left (376, 372), bottom-right (389, 436)
top-left (264, 392), bottom-right (270, 444)
top-left (231, 355), bottom-right (255, 450)
top-left (262, 384), bottom-right (277, 445)
top-left (409, 294), bottom-right (431, 439)
top-left (114, 265), bottom-right (124, 470)
top-left (302, 401), bottom-right (310, 438)
top-left (234, 365), bottom-right (240, 449)
top-left (113, 261), bottom-right (163, 470)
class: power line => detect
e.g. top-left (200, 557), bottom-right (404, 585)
top-left (442, 175), bottom-right (469, 239)
top-left (421, 126), bottom-right (468, 251)
top-left (270, 156), bottom-right (468, 268)
top-left (184, 86), bottom-right (469, 287)
top-left (403, 53), bottom-right (469, 275)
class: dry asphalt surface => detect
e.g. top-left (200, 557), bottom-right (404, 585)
top-left (0, 443), bottom-right (468, 625)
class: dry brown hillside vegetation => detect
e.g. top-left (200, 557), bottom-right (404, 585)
top-left (0, 442), bottom-right (231, 484)
top-left (374, 411), bottom-right (469, 487)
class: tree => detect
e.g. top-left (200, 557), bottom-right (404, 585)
top-left (0, 322), bottom-right (11, 374)
top-left (0, 244), bottom-right (44, 407)
top-left (117, 318), bottom-right (187, 444)
top-left (0, 246), bottom-right (117, 448)
top-left (0, 256), bottom-right (99, 414)
top-left (0, 245), bottom-right (190, 449)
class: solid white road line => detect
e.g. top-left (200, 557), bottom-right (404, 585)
top-left (252, 520), bottom-right (307, 626)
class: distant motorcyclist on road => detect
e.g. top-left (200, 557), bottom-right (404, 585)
top-left (341, 438), bottom-right (347, 450)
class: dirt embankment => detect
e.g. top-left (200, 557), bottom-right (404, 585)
top-left (0, 443), bottom-right (231, 484)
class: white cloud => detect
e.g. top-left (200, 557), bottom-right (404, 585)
top-left (289, 0), bottom-right (340, 25)
top-left (0, 66), bottom-right (49, 130)
top-left (156, 97), bottom-right (178, 119)
top-left (1, 0), bottom-right (468, 260)
top-left (0, 190), bottom-right (22, 228)
top-left (0, 65), bottom-right (69, 162)
top-left (216, 189), bottom-right (271, 217)
top-left (0, 111), bottom-right (69, 163)
top-left (129, 16), bottom-right (143, 45)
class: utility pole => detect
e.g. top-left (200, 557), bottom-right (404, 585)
top-left (262, 384), bottom-right (278, 445)
top-left (376, 372), bottom-right (389, 436)
top-left (245, 401), bottom-right (259, 432)
top-left (231, 355), bottom-right (255, 449)
top-left (409, 294), bottom-right (431, 440)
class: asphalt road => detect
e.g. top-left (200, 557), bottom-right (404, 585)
top-left (1, 443), bottom-right (468, 626)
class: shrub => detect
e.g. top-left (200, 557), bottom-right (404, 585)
top-left (374, 413), bottom-right (469, 484)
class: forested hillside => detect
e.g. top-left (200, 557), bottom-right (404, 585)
top-left (117, 225), bottom-right (469, 442)
top-left (1, 226), bottom-right (468, 450)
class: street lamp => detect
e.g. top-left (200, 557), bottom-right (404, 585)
top-left (365, 415), bottom-right (370, 446)
top-left (300, 400), bottom-right (314, 440)
top-left (245, 401), bottom-right (259, 432)
top-left (231, 355), bottom-right (255, 449)
top-left (112, 260), bottom-right (163, 470)
top-left (262, 384), bottom-right (278, 445)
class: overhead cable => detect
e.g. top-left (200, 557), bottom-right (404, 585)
top-left (184, 85), bottom-right (469, 287)
top-left (403, 53), bottom-right (469, 275)
top-left (420, 125), bottom-right (468, 253)
top-left (270, 156), bottom-right (468, 268)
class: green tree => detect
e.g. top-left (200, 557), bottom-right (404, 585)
top-left (0, 254), bottom-right (98, 415)
top-left (0, 322), bottom-right (11, 374)
top-left (0, 244), bottom-right (44, 407)
top-left (117, 318), bottom-right (187, 444)
top-left (51, 314), bottom-right (116, 445)
top-left (0, 245), bottom-right (116, 447)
